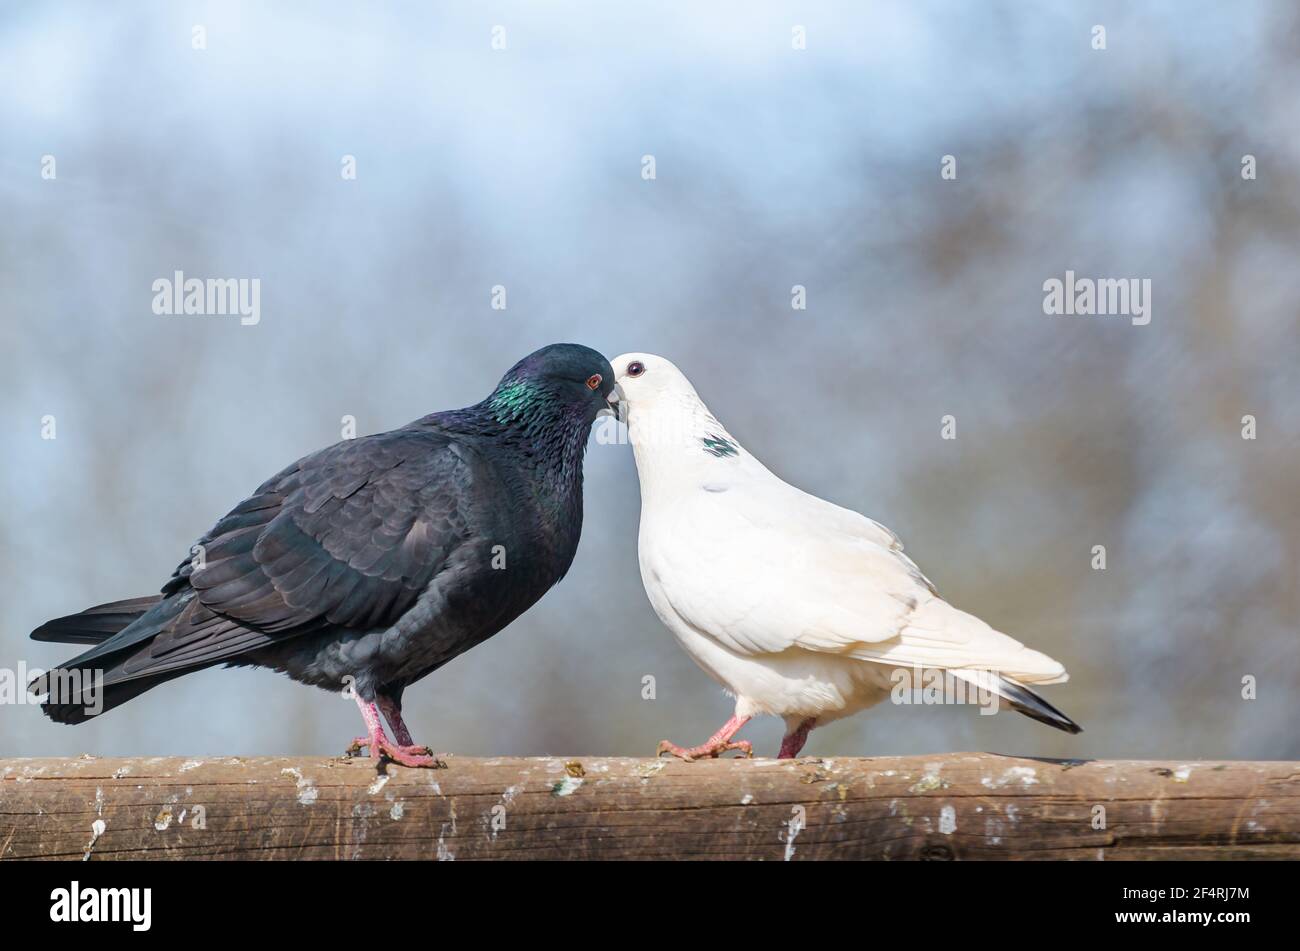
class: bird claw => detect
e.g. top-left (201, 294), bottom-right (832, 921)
top-left (657, 738), bottom-right (753, 762)
top-left (346, 736), bottom-right (446, 769)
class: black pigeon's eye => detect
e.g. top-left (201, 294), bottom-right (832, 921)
top-left (585, 374), bottom-right (602, 390)
top-left (626, 361), bottom-right (645, 378)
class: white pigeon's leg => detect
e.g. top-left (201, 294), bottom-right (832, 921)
top-left (347, 694), bottom-right (444, 769)
top-left (777, 718), bottom-right (816, 759)
top-left (657, 713), bottom-right (753, 761)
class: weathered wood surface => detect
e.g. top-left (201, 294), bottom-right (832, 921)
top-left (1, 753), bottom-right (1296, 860)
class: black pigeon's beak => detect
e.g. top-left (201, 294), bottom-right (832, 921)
top-left (599, 386), bottom-right (622, 420)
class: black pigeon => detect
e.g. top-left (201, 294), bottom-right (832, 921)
top-left (30, 343), bottom-right (617, 767)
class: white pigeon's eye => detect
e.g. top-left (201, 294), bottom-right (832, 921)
top-left (626, 361), bottom-right (646, 378)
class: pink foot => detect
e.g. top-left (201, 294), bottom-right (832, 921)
top-left (348, 695), bottom-right (445, 768)
top-left (657, 737), bottom-right (752, 761)
top-left (347, 734), bottom-right (445, 769)
top-left (657, 714), bottom-right (753, 762)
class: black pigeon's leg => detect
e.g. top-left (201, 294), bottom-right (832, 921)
top-left (347, 694), bottom-right (443, 768)
top-left (657, 714), bottom-right (753, 761)
top-left (345, 695), bottom-right (391, 756)
top-left (777, 718), bottom-right (816, 759)
top-left (376, 692), bottom-right (417, 747)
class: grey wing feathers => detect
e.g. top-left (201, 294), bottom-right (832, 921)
top-left (33, 428), bottom-right (475, 693)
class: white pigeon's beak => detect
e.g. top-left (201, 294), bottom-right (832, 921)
top-left (602, 384), bottom-right (626, 421)
top-left (598, 386), bottom-right (622, 420)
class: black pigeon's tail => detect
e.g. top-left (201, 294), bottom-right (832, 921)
top-left (38, 673), bottom-right (186, 724)
top-left (30, 594), bottom-right (194, 724)
top-left (30, 596), bottom-right (162, 644)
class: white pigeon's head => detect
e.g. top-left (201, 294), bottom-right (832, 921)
top-left (610, 352), bottom-right (699, 415)
top-left (611, 353), bottom-right (742, 463)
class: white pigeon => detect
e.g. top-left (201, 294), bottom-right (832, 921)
top-left (611, 352), bottom-right (1080, 760)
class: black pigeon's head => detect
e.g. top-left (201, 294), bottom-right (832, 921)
top-left (487, 343), bottom-right (617, 427)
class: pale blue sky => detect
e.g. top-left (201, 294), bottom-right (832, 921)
top-left (1, 2), bottom-right (1296, 761)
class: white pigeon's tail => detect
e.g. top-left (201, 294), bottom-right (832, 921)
top-left (874, 596), bottom-right (1081, 733)
top-left (949, 668), bottom-right (1083, 734)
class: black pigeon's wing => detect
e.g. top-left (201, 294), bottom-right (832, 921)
top-left (185, 429), bottom-right (472, 632)
top-left (61, 428), bottom-right (478, 678)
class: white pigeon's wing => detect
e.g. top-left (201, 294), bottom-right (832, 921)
top-left (647, 481), bottom-right (930, 654)
top-left (856, 594), bottom-right (1068, 684)
top-left (647, 480), bottom-right (1066, 684)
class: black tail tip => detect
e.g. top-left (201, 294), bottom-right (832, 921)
top-left (997, 676), bottom-right (1083, 735)
top-left (41, 703), bottom-right (92, 725)
top-left (1015, 703), bottom-right (1083, 735)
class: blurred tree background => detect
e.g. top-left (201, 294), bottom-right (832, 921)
top-left (1, 1), bottom-right (1296, 761)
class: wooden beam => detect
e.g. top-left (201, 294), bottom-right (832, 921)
top-left (1, 753), bottom-right (1296, 860)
